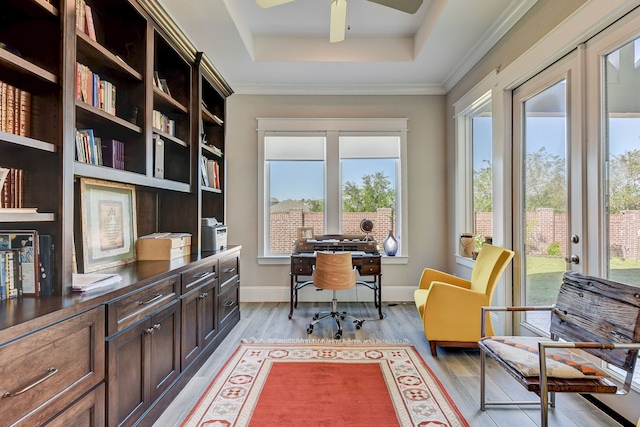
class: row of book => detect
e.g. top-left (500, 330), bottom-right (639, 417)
top-left (0, 167), bottom-right (24, 209)
top-left (75, 62), bottom-right (117, 116)
top-left (0, 231), bottom-right (54, 299)
top-left (75, 129), bottom-right (125, 170)
top-left (153, 110), bottom-right (176, 136)
top-left (76, 0), bottom-right (97, 42)
top-left (0, 80), bottom-right (32, 137)
top-left (201, 158), bottom-right (221, 189)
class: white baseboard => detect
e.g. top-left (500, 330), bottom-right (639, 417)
top-left (239, 285), bottom-right (416, 303)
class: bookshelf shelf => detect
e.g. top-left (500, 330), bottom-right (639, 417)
top-left (153, 86), bottom-right (188, 114)
top-left (202, 186), bottom-right (222, 194)
top-left (31, 0), bottom-right (59, 16)
top-left (76, 31), bottom-right (143, 81)
top-left (152, 129), bottom-right (187, 147)
top-left (0, 49), bottom-right (57, 84)
top-left (76, 100), bottom-right (143, 133)
top-left (0, 212), bottom-right (55, 222)
top-left (202, 144), bottom-right (222, 157)
top-left (0, 132), bottom-right (57, 153)
top-left (201, 107), bottom-right (222, 126)
top-left (74, 162), bottom-right (191, 193)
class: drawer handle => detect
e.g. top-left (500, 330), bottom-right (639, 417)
top-left (2, 367), bottom-right (58, 398)
top-left (199, 292), bottom-right (208, 299)
top-left (145, 324), bottom-right (161, 334)
top-left (138, 294), bottom-right (163, 305)
top-left (193, 271), bottom-right (214, 280)
top-left (223, 300), bottom-right (235, 307)
top-left (223, 267), bottom-right (236, 274)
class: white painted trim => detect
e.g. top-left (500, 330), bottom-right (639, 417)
top-left (231, 83), bottom-right (446, 96)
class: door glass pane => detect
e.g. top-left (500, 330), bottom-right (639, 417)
top-left (522, 80), bottom-right (568, 331)
top-left (605, 39), bottom-right (640, 287)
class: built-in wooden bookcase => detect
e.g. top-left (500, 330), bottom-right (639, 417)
top-left (0, 0), bottom-right (61, 237)
top-left (1, 0), bottom-right (231, 298)
top-left (200, 71), bottom-right (226, 222)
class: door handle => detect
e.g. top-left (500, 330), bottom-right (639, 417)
top-left (564, 254), bottom-right (580, 264)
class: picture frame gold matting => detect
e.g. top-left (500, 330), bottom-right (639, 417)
top-left (79, 178), bottom-right (137, 272)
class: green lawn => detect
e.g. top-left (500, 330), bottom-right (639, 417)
top-left (525, 256), bottom-right (640, 306)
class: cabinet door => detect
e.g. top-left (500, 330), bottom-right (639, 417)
top-left (106, 319), bottom-right (151, 427)
top-left (181, 277), bottom-right (217, 370)
top-left (149, 299), bottom-right (181, 402)
top-left (45, 383), bottom-right (105, 427)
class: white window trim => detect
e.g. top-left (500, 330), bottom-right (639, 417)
top-left (257, 118), bottom-right (409, 263)
top-left (454, 71), bottom-right (496, 262)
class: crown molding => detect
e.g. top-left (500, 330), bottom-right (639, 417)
top-left (230, 82), bottom-right (446, 96)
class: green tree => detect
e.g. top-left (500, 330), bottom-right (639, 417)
top-left (342, 171), bottom-right (395, 212)
top-left (302, 199), bottom-right (323, 212)
top-left (473, 159), bottom-right (492, 212)
top-left (609, 149), bottom-right (640, 214)
top-left (525, 147), bottom-right (566, 212)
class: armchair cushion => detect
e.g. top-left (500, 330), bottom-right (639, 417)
top-left (480, 336), bottom-right (609, 379)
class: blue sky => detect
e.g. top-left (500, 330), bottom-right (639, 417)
top-left (270, 158), bottom-right (395, 201)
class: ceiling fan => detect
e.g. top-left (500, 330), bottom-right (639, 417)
top-left (256, 0), bottom-right (423, 43)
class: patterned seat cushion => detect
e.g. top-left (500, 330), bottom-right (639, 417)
top-left (481, 336), bottom-right (610, 379)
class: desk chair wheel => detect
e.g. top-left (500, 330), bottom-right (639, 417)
top-left (335, 332), bottom-right (342, 339)
top-left (313, 314), bottom-right (319, 320)
top-left (307, 325), bottom-right (313, 334)
top-left (355, 321), bottom-right (364, 330)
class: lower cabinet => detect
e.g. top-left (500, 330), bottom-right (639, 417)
top-left (106, 299), bottom-right (181, 427)
top-left (45, 383), bottom-right (106, 427)
top-left (0, 307), bottom-right (105, 427)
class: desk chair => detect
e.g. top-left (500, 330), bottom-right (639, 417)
top-left (307, 251), bottom-right (364, 339)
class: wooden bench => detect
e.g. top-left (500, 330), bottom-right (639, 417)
top-left (478, 271), bottom-right (640, 427)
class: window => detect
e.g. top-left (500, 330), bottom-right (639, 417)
top-left (257, 119), bottom-right (408, 260)
top-left (455, 86), bottom-right (493, 255)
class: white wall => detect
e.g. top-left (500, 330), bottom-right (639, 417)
top-left (224, 95), bottom-right (446, 303)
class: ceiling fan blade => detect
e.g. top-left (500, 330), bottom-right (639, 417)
top-left (367, 0), bottom-right (423, 14)
top-left (330, 0), bottom-right (347, 43)
top-left (256, 0), bottom-right (296, 8)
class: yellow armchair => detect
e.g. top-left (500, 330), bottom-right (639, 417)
top-left (414, 244), bottom-right (514, 357)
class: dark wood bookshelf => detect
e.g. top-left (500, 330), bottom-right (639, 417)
top-left (1, 1), bottom-right (235, 425)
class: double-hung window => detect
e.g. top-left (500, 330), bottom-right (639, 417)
top-left (258, 118), bottom-right (408, 259)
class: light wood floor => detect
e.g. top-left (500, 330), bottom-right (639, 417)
top-left (154, 301), bottom-right (628, 427)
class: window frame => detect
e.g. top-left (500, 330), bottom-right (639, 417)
top-left (257, 118), bottom-right (408, 263)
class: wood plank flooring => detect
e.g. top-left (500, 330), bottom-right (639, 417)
top-left (153, 301), bottom-right (628, 427)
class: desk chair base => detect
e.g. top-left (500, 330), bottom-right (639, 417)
top-left (307, 291), bottom-right (364, 339)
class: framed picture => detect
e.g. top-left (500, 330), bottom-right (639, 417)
top-left (79, 178), bottom-right (137, 272)
top-left (297, 227), bottom-right (314, 242)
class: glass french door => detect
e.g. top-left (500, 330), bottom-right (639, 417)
top-left (513, 54), bottom-right (584, 333)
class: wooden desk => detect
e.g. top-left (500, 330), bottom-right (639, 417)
top-left (289, 253), bottom-right (383, 319)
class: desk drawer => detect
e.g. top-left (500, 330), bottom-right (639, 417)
top-left (292, 265), bottom-right (312, 275)
top-left (219, 281), bottom-right (239, 330)
top-left (0, 308), bottom-right (105, 426)
top-left (109, 275), bottom-right (179, 334)
top-left (360, 265), bottom-right (380, 275)
top-left (219, 255), bottom-right (239, 286)
top-left (182, 260), bottom-right (217, 293)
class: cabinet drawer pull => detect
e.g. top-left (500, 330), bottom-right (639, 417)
top-left (199, 292), bottom-right (208, 299)
top-left (223, 300), bottom-right (235, 307)
top-left (138, 294), bottom-right (163, 305)
top-left (153, 323), bottom-right (161, 331)
top-left (223, 267), bottom-right (236, 274)
top-left (145, 327), bottom-right (155, 334)
top-left (2, 367), bottom-right (58, 398)
top-left (193, 271), bottom-right (214, 280)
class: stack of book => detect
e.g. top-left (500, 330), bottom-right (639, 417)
top-left (152, 110), bottom-right (176, 136)
top-left (0, 231), bottom-right (54, 299)
top-left (75, 129), bottom-right (125, 170)
top-left (201, 157), bottom-right (221, 189)
top-left (0, 80), bottom-right (31, 137)
top-left (76, 0), bottom-right (97, 42)
top-left (0, 167), bottom-right (25, 209)
top-left (75, 62), bottom-right (116, 116)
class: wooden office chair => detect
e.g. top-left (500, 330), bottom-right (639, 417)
top-left (307, 251), bottom-right (364, 339)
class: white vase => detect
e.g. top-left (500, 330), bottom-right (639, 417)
top-left (383, 230), bottom-right (398, 256)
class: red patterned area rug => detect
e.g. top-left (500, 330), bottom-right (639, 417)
top-left (181, 339), bottom-right (469, 427)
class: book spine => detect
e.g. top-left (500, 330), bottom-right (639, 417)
top-left (6, 84), bottom-right (14, 135)
top-left (85, 4), bottom-right (97, 41)
top-left (0, 81), bottom-right (6, 133)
